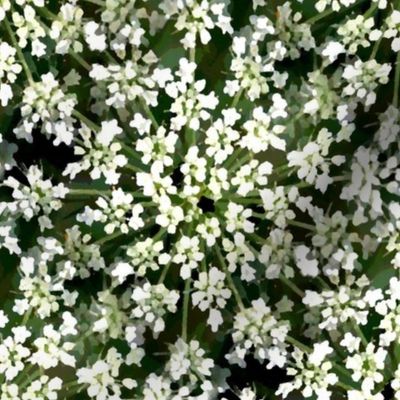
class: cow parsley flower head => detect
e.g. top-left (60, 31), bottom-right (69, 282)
top-left (1, 0), bottom-right (400, 398)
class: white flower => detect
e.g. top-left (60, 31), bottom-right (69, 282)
top-left (84, 21), bottom-right (106, 51)
top-left (63, 124), bottom-right (127, 185)
top-left (30, 324), bottom-right (76, 369)
top-left (166, 74), bottom-right (218, 131)
top-left (3, 165), bottom-right (68, 230)
top-left (342, 59), bottom-right (391, 108)
top-left (294, 245), bottom-right (319, 277)
top-left (0, 41), bottom-right (22, 106)
top-left (346, 343), bottom-right (387, 393)
top-left (384, 10), bottom-right (400, 51)
top-left (227, 298), bottom-right (290, 369)
top-left (173, 236), bottom-right (204, 279)
top-left (50, 2), bottom-right (84, 54)
top-left (277, 341), bottom-right (337, 400)
top-left (97, 120), bottom-right (122, 147)
top-left (166, 338), bottom-right (214, 382)
top-left (192, 267), bottom-right (231, 332)
top-left (240, 106), bottom-right (286, 153)
top-left (131, 282), bottom-right (179, 336)
top-left (14, 72), bottom-right (77, 145)
top-left (169, 0), bottom-right (233, 49)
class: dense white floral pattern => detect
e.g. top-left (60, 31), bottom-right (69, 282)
top-left (0, 0), bottom-right (399, 399)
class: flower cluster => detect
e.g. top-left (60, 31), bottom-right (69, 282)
top-left (0, 0), bottom-right (399, 399)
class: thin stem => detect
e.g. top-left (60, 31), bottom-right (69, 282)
top-left (96, 231), bottom-right (123, 245)
top-left (288, 220), bottom-right (315, 231)
top-left (119, 142), bottom-right (144, 165)
top-left (158, 260), bottom-right (172, 284)
top-left (182, 278), bottom-right (191, 341)
top-left (153, 228), bottom-right (166, 241)
top-left (189, 47), bottom-right (196, 64)
top-left (229, 153), bottom-right (253, 173)
top-left (215, 244), bottom-right (245, 310)
top-left (280, 275), bottom-right (305, 297)
top-left (364, 2), bottom-right (379, 18)
top-left (4, 16), bottom-right (34, 84)
top-left (352, 322), bottom-right (368, 347)
top-left (68, 188), bottom-right (110, 196)
top-left (124, 164), bottom-right (142, 173)
top-left (286, 335), bottom-right (312, 353)
top-left (291, 175), bottom-right (349, 190)
top-left (20, 369), bottom-right (42, 389)
top-left (231, 88), bottom-right (244, 108)
top-left (336, 381), bottom-right (356, 391)
top-left (307, 8), bottom-right (335, 25)
top-left (139, 97), bottom-right (159, 130)
top-left (72, 110), bottom-right (100, 131)
top-left (393, 51), bottom-right (400, 108)
top-left (224, 148), bottom-right (244, 170)
top-left (22, 307), bottom-right (32, 325)
top-left (70, 50), bottom-right (91, 71)
top-left (370, 36), bottom-right (382, 60)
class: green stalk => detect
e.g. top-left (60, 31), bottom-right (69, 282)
top-left (139, 97), bottom-right (159, 130)
top-left (288, 220), bottom-right (316, 231)
top-left (364, 2), bottom-right (379, 18)
top-left (72, 110), bottom-right (100, 131)
top-left (96, 231), bottom-right (123, 245)
top-left (158, 260), bottom-right (172, 284)
top-left (215, 244), bottom-right (245, 310)
top-left (231, 87), bottom-right (244, 108)
top-left (280, 275), bottom-right (305, 297)
top-left (352, 322), bottom-right (368, 347)
top-left (68, 188), bottom-right (110, 196)
top-left (182, 278), bottom-right (191, 341)
top-left (70, 50), bottom-right (91, 71)
top-left (393, 51), bottom-right (400, 108)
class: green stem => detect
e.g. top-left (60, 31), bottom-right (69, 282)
top-left (224, 148), bottom-right (244, 170)
top-left (139, 97), bottom-right (159, 130)
top-left (288, 220), bottom-right (315, 231)
top-left (158, 260), bottom-right (172, 284)
top-left (215, 244), bottom-right (245, 310)
top-left (68, 188), bottom-right (110, 196)
top-left (22, 307), bottom-right (32, 325)
top-left (336, 381), bottom-right (356, 391)
top-left (370, 36), bottom-right (382, 60)
top-left (96, 231), bottom-right (123, 245)
top-left (352, 322), bottom-right (368, 347)
top-left (153, 228), bottom-right (166, 241)
top-left (307, 8), bottom-right (336, 25)
top-left (286, 335), bottom-right (312, 353)
top-left (231, 88), bottom-right (244, 108)
top-left (280, 275), bottom-right (304, 297)
top-left (70, 50), bottom-right (91, 71)
top-left (20, 369), bottom-right (42, 389)
top-left (182, 278), bottom-right (191, 341)
top-left (119, 142), bottom-right (145, 165)
top-left (364, 2), bottom-right (379, 18)
top-left (393, 51), bottom-right (400, 108)
top-left (72, 110), bottom-right (100, 131)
